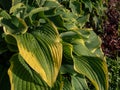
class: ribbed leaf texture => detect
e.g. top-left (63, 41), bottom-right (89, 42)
top-left (14, 23), bottom-right (62, 87)
top-left (8, 54), bottom-right (51, 90)
top-left (61, 30), bottom-right (108, 90)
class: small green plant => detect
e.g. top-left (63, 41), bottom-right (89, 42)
top-left (0, 0), bottom-right (108, 90)
top-left (107, 57), bottom-right (120, 90)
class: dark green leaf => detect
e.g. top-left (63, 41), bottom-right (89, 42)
top-left (62, 42), bottom-right (73, 63)
top-left (77, 15), bottom-right (90, 28)
top-left (7, 44), bottom-right (18, 52)
top-left (82, 0), bottom-right (93, 12)
top-left (71, 74), bottom-right (89, 90)
top-left (5, 35), bottom-right (17, 45)
top-left (60, 64), bottom-right (75, 74)
top-left (10, 3), bottom-right (25, 14)
top-left (69, 1), bottom-right (81, 15)
top-left (62, 77), bottom-right (72, 90)
top-left (48, 15), bottom-right (64, 27)
top-left (0, 16), bottom-right (28, 35)
top-left (0, 10), bottom-right (11, 19)
top-left (35, 0), bottom-right (46, 6)
top-left (8, 54), bottom-right (51, 90)
top-left (43, 0), bottom-right (60, 8)
top-left (73, 56), bottom-right (108, 90)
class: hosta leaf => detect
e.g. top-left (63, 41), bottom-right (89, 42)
top-left (69, 1), bottom-right (81, 15)
top-left (25, 7), bottom-right (49, 18)
top-left (85, 31), bottom-right (104, 58)
top-left (48, 15), bottom-right (64, 28)
top-left (5, 35), bottom-right (17, 45)
top-left (61, 29), bottom-right (108, 90)
top-left (60, 65), bottom-right (89, 90)
top-left (60, 31), bottom-right (82, 43)
top-left (10, 3), bottom-right (25, 14)
top-left (72, 39), bottom-right (93, 56)
top-left (61, 30), bottom-right (104, 57)
top-left (62, 42), bottom-right (73, 63)
top-left (60, 64), bottom-right (75, 75)
top-left (0, 9), bottom-right (11, 19)
top-left (44, 8), bottom-right (56, 16)
top-left (0, 16), bottom-right (28, 35)
top-left (12, 0), bottom-right (27, 6)
top-left (51, 75), bottom-right (64, 90)
top-left (7, 44), bottom-right (18, 52)
top-left (77, 15), bottom-right (90, 28)
top-left (54, 7), bottom-right (78, 30)
top-left (14, 22), bottom-right (62, 87)
top-left (24, 7), bottom-right (49, 25)
top-left (82, 0), bottom-right (93, 12)
top-left (0, 31), bottom-right (8, 54)
top-left (8, 54), bottom-right (51, 90)
top-left (72, 32), bottom-right (108, 90)
top-left (62, 77), bottom-right (72, 90)
top-left (71, 74), bottom-right (89, 90)
top-left (43, 0), bottom-right (60, 8)
top-left (73, 56), bottom-right (108, 90)
top-left (12, 0), bottom-right (21, 5)
top-left (85, 31), bottom-right (100, 50)
top-left (35, 0), bottom-right (46, 6)
top-left (4, 35), bottom-right (18, 52)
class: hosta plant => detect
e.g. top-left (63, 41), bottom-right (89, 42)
top-left (0, 0), bottom-right (108, 90)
